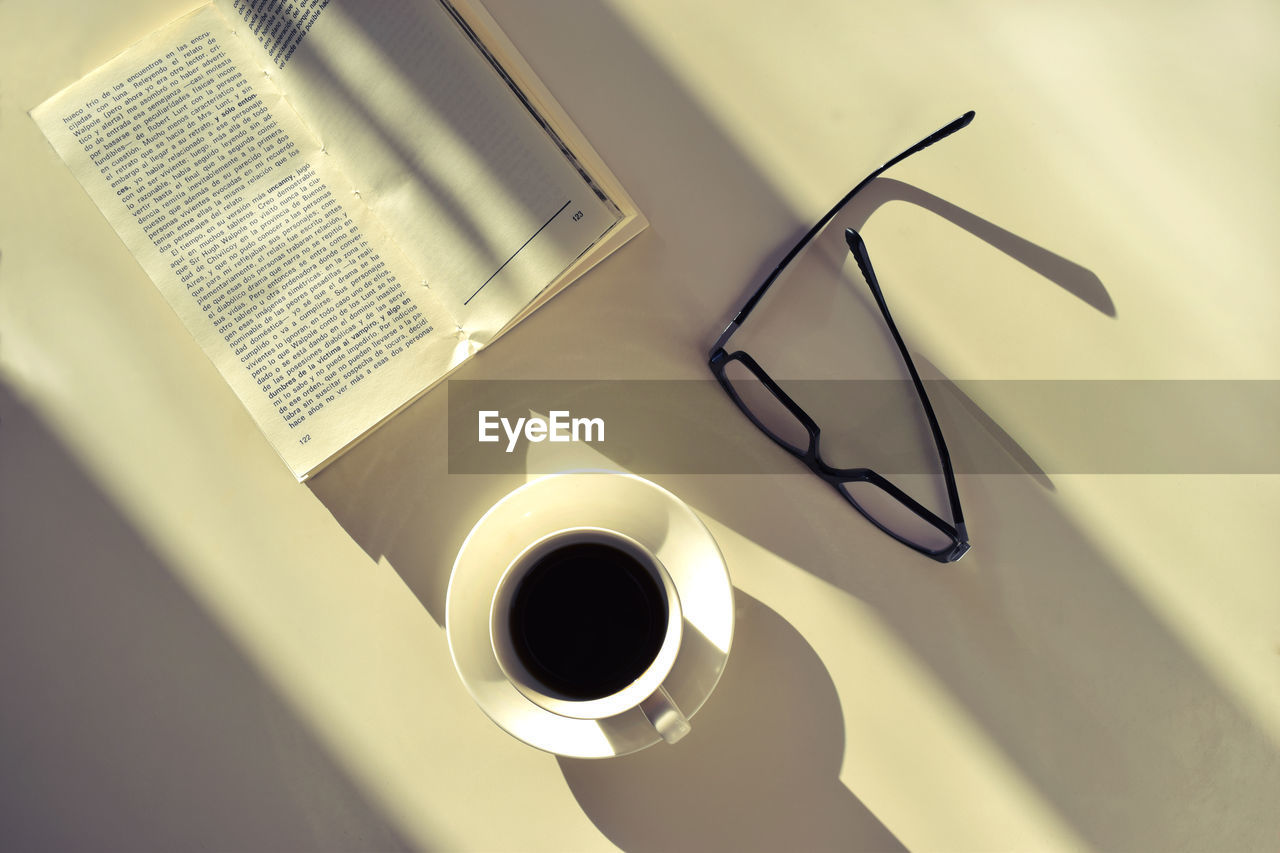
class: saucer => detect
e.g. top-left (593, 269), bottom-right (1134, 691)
top-left (446, 471), bottom-right (734, 758)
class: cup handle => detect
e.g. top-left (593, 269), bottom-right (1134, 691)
top-left (640, 685), bottom-right (691, 744)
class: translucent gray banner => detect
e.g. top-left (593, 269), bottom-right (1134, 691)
top-left (447, 380), bottom-right (1280, 475)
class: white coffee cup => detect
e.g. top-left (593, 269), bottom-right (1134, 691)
top-left (489, 527), bottom-right (691, 744)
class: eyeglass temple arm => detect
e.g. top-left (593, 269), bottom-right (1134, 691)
top-left (711, 110), bottom-right (976, 356)
top-left (844, 228), bottom-right (967, 538)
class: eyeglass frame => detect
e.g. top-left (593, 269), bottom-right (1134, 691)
top-left (707, 111), bottom-right (976, 562)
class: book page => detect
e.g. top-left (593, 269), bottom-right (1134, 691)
top-left (31, 5), bottom-right (462, 479)
top-left (217, 0), bottom-right (623, 345)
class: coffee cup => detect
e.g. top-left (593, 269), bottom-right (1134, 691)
top-left (489, 527), bottom-right (691, 743)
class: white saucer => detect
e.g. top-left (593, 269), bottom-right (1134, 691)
top-left (446, 471), bottom-right (734, 758)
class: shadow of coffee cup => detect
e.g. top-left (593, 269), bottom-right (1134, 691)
top-left (490, 528), bottom-right (691, 743)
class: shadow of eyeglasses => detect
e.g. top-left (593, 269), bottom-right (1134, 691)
top-left (840, 176), bottom-right (1115, 317)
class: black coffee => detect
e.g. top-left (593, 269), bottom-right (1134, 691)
top-left (508, 542), bottom-right (667, 700)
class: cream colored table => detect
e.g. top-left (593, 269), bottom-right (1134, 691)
top-left (3, 1), bottom-right (1278, 850)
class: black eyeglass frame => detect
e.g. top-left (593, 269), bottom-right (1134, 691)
top-left (707, 112), bottom-right (976, 562)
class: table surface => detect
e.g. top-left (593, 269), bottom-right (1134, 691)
top-left (3, 1), bottom-right (1279, 850)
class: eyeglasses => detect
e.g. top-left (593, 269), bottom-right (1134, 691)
top-left (708, 111), bottom-right (975, 562)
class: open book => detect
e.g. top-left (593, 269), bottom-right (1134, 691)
top-left (32, 0), bottom-right (644, 480)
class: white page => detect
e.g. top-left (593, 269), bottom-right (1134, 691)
top-left (218, 0), bottom-right (623, 345)
top-left (31, 5), bottom-right (461, 479)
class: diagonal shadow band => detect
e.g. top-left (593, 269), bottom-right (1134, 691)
top-left (0, 385), bottom-right (414, 852)
top-left (660, 464), bottom-right (1280, 853)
